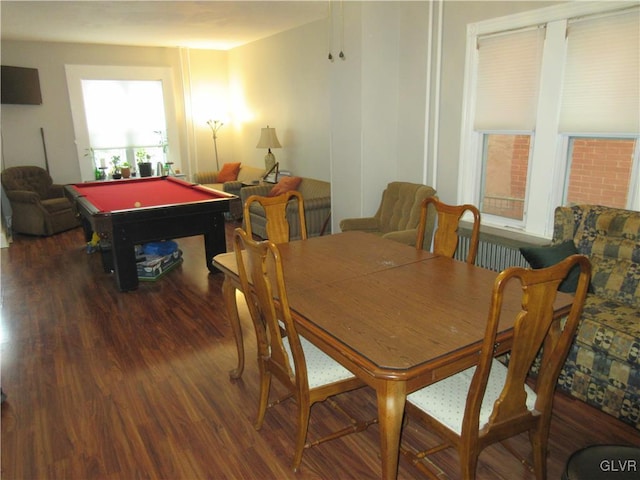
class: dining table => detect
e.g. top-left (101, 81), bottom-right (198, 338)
top-left (212, 231), bottom-right (573, 479)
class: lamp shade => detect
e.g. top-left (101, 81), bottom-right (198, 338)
top-left (256, 126), bottom-right (282, 149)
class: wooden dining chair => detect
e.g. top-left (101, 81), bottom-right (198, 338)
top-left (243, 190), bottom-right (307, 243)
top-left (232, 228), bottom-right (375, 471)
top-left (416, 197), bottom-right (481, 264)
top-left (401, 254), bottom-right (591, 480)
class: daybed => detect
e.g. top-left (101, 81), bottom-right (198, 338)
top-left (240, 176), bottom-right (331, 240)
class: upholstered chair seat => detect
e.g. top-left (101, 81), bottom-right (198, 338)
top-left (283, 335), bottom-right (358, 388)
top-left (407, 359), bottom-right (537, 435)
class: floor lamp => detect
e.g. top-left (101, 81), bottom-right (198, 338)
top-left (207, 120), bottom-right (223, 171)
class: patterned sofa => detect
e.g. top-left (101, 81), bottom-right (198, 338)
top-left (548, 205), bottom-right (640, 430)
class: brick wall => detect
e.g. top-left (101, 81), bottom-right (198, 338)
top-left (566, 138), bottom-right (635, 208)
top-left (482, 136), bottom-right (635, 218)
top-left (483, 134), bottom-right (529, 219)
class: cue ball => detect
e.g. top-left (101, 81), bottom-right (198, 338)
top-left (134, 201), bottom-right (141, 207)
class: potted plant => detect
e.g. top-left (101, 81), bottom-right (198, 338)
top-left (111, 155), bottom-right (122, 179)
top-left (120, 161), bottom-right (131, 179)
top-left (136, 149), bottom-right (152, 177)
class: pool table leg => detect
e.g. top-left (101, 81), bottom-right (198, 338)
top-left (204, 212), bottom-right (227, 273)
top-left (79, 216), bottom-right (93, 243)
top-left (112, 237), bottom-right (139, 292)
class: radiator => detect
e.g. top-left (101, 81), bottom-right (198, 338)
top-left (454, 235), bottom-right (531, 272)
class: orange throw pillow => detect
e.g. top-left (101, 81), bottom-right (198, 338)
top-left (217, 162), bottom-right (241, 182)
top-left (268, 176), bottom-right (302, 197)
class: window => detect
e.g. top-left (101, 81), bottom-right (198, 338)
top-left (480, 134), bottom-right (531, 220)
top-left (65, 65), bottom-right (179, 182)
top-left (82, 80), bottom-right (168, 174)
top-left (460, 3), bottom-right (640, 237)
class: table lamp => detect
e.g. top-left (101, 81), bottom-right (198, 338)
top-left (256, 126), bottom-right (281, 172)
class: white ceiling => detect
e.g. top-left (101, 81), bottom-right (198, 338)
top-left (1, 1), bottom-right (329, 50)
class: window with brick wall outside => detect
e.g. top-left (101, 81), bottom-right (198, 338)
top-left (461, 3), bottom-right (639, 237)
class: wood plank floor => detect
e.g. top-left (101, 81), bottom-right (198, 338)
top-left (1, 223), bottom-right (638, 479)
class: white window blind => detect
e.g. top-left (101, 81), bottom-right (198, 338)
top-left (559, 8), bottom-right (640, 134)
top-left (81, 80), bottom-right (167, 149)
top-left (474, 26), bottom-right (545, 131)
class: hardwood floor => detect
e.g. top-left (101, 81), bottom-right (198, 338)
top-left (1, 224), bottom-right (638, 479)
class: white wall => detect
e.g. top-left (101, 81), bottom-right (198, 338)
top-left (180, 48), bottom-right (230, 176)
top-left (1, 1), bottom-right (562, 231)
top-left (329, 1), bottom-right (432, 231)
top-left (226, 19), bottom-right (330, 180)
top-left (0, 41), bottom-right (192, 183)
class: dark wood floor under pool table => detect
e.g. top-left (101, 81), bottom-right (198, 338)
top-left (65, 176), bottom-right (234, 291)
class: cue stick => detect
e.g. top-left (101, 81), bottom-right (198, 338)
top-left (40, 127), bottom-right (50, 174)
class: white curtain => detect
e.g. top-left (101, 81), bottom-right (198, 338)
top-left (82, 80), bottom-right (167, 149)
top-left (559, 8), bottom-right (640, 134)
top-left (474, 26), bottom-right (545, 131)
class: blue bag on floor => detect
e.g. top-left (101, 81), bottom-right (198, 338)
top-left (142, 240), bottom-right (178, 257)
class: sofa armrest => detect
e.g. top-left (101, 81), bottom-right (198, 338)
top-left (6, 190), bottom-right (40, 204)
top-left (223, 180), bottom-right (243, 197)
top-left (193, 171), bottom-right (219, 184)
top-left (303, 196), bottom-right (331, 211)
top-left (339, 217), bottom-right (379, 232)
top-left (382, 228), bottom-right (419, 247)
top-left (48, 184), bottom-right (65, 198)
top-left (552, 206), bottom-right (577, 245)
top-left (239, 184), bottom-right (272, 203)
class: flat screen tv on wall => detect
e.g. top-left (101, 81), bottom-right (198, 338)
top-left (1, 65), bottom-right (43, 105)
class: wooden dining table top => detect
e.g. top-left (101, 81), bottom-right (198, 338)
top-left (214, 231), bottom-right (571, 382)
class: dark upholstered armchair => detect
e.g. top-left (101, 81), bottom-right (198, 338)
top-left (1, 166), bottom-right (80, 236)
top-left (339, 182), bottom-right (437, 250)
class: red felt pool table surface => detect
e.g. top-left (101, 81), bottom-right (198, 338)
top-left (69, 176), bottom-right (226, 212)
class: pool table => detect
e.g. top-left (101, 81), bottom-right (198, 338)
top-left (65, 176), bottom-right (235, 291)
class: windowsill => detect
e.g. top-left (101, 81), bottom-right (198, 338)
top-left (459, 220), bottom-right (550, 249)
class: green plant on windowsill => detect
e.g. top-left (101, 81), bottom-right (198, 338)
top-left (120, 161), bottom-right (132, 179)
top-left (135, 149), bottom-right (148, 163)
top-left (136, 149), bottom-right (153, 177)
top-left (111, 155), bottom-right (122, 179)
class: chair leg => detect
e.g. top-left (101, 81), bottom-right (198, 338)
top-left (530, 426), bottom-right (549, 480)
top-left (459, 445), bottom-right (480, 480)
top-left (255, 368), bottom-right (272, 430)
top-left (291, 396), bottom-right (311, 472)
